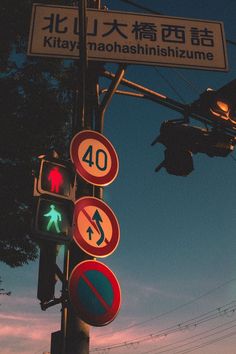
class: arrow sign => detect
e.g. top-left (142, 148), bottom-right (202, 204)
top-left (86, 226), bottom-right (93, 241)
top-left (92, 209), bottom-right (105, 246)
top-left (73, 197), bottom-right (120, 258)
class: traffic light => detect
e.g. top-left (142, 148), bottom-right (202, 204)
top-left (32, 155), bottom-right (75, 243)
top-left (34, 157), bottom-right (76, 200)
top-left (33, 196), bottom-right (73, 243)
top-left (37, 243), bottom-right (57, 304)
top-left (156, 147), bottom-right (194, 176)
top-left (191, 79), bottom-right (236, 130)
top-left (152, 120), bottom-right (235, 176)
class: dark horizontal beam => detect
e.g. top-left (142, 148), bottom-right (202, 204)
top-left (102, 70), bottom-right (236, 136)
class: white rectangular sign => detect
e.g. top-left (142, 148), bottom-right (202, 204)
top-left (28, 4), bottom-right (228, 71)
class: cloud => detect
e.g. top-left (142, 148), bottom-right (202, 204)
top-left (1, 294), bottom-right (38, 307)
top-left (0, 325), bottom-right (46, 340)
top-left (0, 306), bottom-right (59, 354)
top-left (0, 315), bottom-right (58, 340)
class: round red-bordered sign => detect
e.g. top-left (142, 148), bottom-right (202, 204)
top-left (69, 260), bottom-right (121, 327)
top-left (73, 197), bottom-right (120, 258)
top-left (70, 130), bottom-right (119, 186)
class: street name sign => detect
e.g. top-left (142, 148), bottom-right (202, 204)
top-left (28, 3), bottom-right (228, 71)
top-left (69, 260), bottom-right (121, 326)
top-left (73, 196), bottom-right (120, 258)
top-left (70, 130), bottom-right (119, 186)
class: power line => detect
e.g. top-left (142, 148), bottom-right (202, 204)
top-left (118, 0), bottom-right (161, 15)
top-left (91, 301), bottom-right (236, 352)
top-left (119, 0), bottom-right (235, 115)
top-left (118, 0), bottom-right (236, 48)
top-left (171, 69), bottom-right (201, 95)
top-left (173, 330), bottom-right (236, 354)
top-left (227, 39), bottom-right (236, 46)
top-left (143, 318), bottom-right (236, 354)
top-left (94, 277), bottom-right (236, 338)
top-left (154, 67), bottom-right (186, 104)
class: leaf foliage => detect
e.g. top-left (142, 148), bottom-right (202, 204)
top-left (0, 0), bottom-right (76, 266)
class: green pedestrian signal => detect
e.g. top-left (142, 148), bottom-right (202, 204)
top-left (44, 204), bottom-right (62, 233)
top-left (33, 197), bottom-right (73, 243)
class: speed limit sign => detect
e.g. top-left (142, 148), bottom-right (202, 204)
top-left (70, 130), bottom-right (119, 186)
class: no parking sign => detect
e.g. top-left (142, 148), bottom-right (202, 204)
top-left (69, 260), bottom-right (121, 327)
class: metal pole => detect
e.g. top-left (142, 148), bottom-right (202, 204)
top-left (66, 1), bottom-right (90, 353)
top-left (98, 65), bottom-right (126, 133)
top-left (66, 1), bottom-right (101, 354)
top-left (79, 0), bottom-right (87, 130)
top-left (61, 245), bottom-right (69, 354)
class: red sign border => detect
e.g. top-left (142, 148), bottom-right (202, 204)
top-left (69, 260), bottom-right (121, 327)
top-left (73, 197), bottom-right (120, 258)
top-left (70, 130), bottom-right (119, 186)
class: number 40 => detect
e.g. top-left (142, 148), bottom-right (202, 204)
top-left (82, 145), bottom-right (108, 171)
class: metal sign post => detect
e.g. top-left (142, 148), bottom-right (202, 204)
top-left (65, 1), bottom-right (92, 353)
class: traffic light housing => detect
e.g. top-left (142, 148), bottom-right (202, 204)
top-left (34, 157), bottom-right (76, 201)
top-left (37, 243), bottom-right (57, 303)
top-left (33, 196), bottom-right (73, 243)
top-left (152, 120), bottom-right (235, 176)
top-left (191, 79), bottom-right (236, 130)
top-left (158, 147), bottom-right (194, 176)
top-left (32, 155), bottom-right (75, 243)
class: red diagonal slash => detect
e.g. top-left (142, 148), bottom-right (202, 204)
top-left (81, 273), bottom-right (111, 312)
top-left (81, 208), bottom-right (109, 245)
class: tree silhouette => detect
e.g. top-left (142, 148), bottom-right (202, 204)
top-left (0, 0), bottom-right (75, 267)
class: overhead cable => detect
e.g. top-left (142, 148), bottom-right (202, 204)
top-left (91, 301), bottom-right (236, 352)
top-left (143, 318), bottom-right (236, 354)
top-left (118, 0), bottom-right (236, 47)
top-left (94, 277), bottom-right (236, 337)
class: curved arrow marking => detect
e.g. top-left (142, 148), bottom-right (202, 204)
top-left (92, 209), bottom-right (105, 246)
top-left (81, 208), bottom-right (109, 246)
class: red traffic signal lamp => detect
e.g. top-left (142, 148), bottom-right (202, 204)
top-left (34, 157), bottom-right (76, 201)
top-left (33, 196), bottom-right (73, 243)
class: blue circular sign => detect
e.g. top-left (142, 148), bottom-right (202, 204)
top-left (69, 260), bottom-right (121, 327)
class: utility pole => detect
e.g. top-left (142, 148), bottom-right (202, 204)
top-left (65, 1), bottom-right (101, 353)
top-left (28, 2), bottom-right (236, 352)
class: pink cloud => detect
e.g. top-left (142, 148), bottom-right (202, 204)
top-left (0, 308), bottom-right (59, 344)
top-left (0, 309), bottom-right (57, 354)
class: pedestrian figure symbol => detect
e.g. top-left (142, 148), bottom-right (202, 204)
top-left (48, 166), bottom-right (63, 193)
top-left (44, 204), bottom-right (62, 233)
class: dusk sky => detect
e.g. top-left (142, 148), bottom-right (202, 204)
top-left (1, 0), bottom-right (236, 353)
